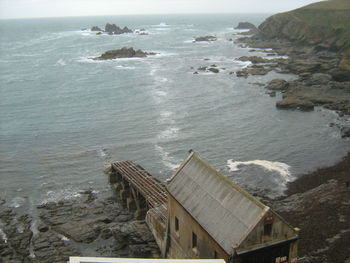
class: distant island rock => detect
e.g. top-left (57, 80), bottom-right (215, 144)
top-left (89, 23), bottom-right (133, 35)
top-left (93, 47), bottom-right (157, 60)
top-left (194, 35), bottom-right (217, 42)
top-left (91, 26), bottom-right (102, 31)
top-left (235, 22), bottom-right (257, 30)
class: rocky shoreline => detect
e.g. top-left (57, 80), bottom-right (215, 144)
top-left (0, 190), bottom-right (160, 263)
top-left (235, 33), bottom-right (350, 136)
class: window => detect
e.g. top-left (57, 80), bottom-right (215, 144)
top-left (264, 223), bottom-right (272, 236)
top-left (214, 250), bottom-right (218, 259)
top-left (175, 216), bottom-right (179, 232)
top-left (192, 232), bottom-right (197, 248)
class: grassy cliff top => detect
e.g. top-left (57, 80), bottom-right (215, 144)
top-left (260, 0), bottom-right (350, 70)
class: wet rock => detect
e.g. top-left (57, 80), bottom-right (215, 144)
top-left (266, 79), bottom-right (289, 91)
top-left (91, 26), bottom-right (102, 31)
top-left (276, 97), bottom-right (314, 111)
top-left (341, 126), bottom-right (350, 138)
top-left (93, 47), bottom-right (155, 60)
top-left (208, 67), bottom-right (219, 73)
top-left (194, 35), bottom-right (217, 42)
top-left (238, 56), bottom-right (268, 64)
top-left (105, 23), bottom-right (133, 34)
top-left (306, 73), bottom-right (332, 85)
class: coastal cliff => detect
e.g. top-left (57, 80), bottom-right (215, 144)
top-left (258, 0), bottom-right (350, 70)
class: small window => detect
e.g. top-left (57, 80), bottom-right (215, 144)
top-left (175, 216), bottom-right (179, 232)
top-left (192, 232), bottom-right (197, 248)
top-left (264, 223), bottom-right (272, 236)
top-left (214, 250), bottom-right (218, 259)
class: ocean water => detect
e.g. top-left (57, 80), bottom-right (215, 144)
top-left (1, 14), bottom-right (350, 209)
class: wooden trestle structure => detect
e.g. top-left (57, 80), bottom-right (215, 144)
top-left (110, 161), bottom-right (168, 221)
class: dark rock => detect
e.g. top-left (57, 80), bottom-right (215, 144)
top-left (208, 67), bottom-right (219, 73)
top-left (96, 32), bottom-right (102, 35)
top-left (194, 36), bottom-right (217, 42)
top-left (306, 73), bottom-right (333, 85)
top-left (91, 26), bottom-right (102, 31)
top-left (193, 71), bottom-right (198, 75)
top-left (267, 91), bottom-right (276, 97)
top-left (235, 22), bottom-right (257, 30)
top-left (93, 47), bottom-right (154, 60)
top-left (341, 126), bottom-right (350, 138)
top-left (266, 79), bottom-right (289, 91)
top-left (105, 23), bottom-right (133, 34)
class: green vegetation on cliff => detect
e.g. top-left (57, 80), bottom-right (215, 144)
top-left (259, 0), bottom-right (350, 70)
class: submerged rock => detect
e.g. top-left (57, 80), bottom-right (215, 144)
top-left (194, 35), bottom-right (217, 42)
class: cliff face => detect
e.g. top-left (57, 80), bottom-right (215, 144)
top-left (258, 0), bottom-right (350, 70)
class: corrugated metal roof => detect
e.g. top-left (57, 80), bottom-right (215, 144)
top-left (167, 152), bottom-right (269, 255)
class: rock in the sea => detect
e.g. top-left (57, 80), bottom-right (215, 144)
top-left (91, 26), bottom-right (102, 31)
top-left (238, 56), bottom-right (268, 64)
top-left (208, 67), bottom-right (219, 73)
top-left (105, 23), bottom-right (133, 34)
top-left (341, 126), bottom-right (350, 138)
top-left (194, 35), bottom-right (217, 42)
top-left (93, 47), bottom-right (155, 60)
top-left (235, 22), bottom-right (257, 30)
top-left (266, 79), bottom-right (289, 91)
top-left (276, 98), bottom-right (314, 111)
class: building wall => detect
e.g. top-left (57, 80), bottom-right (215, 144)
top-left (237, 210), bottom-right (298, 263)
top-left (166, 193), bottom-right (230, 262)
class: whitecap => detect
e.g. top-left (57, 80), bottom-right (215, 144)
top-left (155, 144), bottom-right (179, 170)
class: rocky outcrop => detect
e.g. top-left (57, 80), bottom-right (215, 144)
top-left (194, 36), bottom-right (217, 42)
top-left (93, 47), bottom-right (156, 60)
top-left (91, 26), bottom-right (102, 31)
top-left (257, 0), bottom-right (350, 70)
top-left (276, 97), bottom-right (314, 111)
top-left (0, 191), bottom-right (160, 262)
top-left (272, 153), bottom-right (350, 263)
top-left (235, 22), bottom-right (257, 30)
top-left (265, 79), bottom-right (289, 91)
top-left (105, 23), bottom-right (133, 35)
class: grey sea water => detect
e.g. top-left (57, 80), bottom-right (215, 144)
top-left (1, 14), bottom-right (349, 209)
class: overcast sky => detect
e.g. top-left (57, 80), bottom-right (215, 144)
top-left (0, 0), bottom-right (322, 19)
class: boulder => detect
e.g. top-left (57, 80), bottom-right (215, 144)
top-left (306, 73), bottom-right (332, 85)
top-left (266, 79), bottom-right (289, 91)
top-left (194, 36), bottom-right (217, 42)
top-left (208, 67), bottom-right (219, 73)
top-left (235, 22), bottom-right (257, 30)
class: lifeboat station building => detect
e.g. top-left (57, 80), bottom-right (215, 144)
top-left (147, 151), bottom-right (299, 263)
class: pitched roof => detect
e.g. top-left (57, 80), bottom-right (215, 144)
top-left (166, 152), bottom-right (269, 255)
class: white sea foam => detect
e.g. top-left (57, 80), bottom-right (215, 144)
top-left (41, 189), bottom-right (81, 204)
top-left (159, 111), bottom-right (175, 124)
top-left (158, 127), bottom-right (179, 140)
top-left (155, 144), bottom-right (179, 170)
top-left (227, 159), bottom-right (294, 183)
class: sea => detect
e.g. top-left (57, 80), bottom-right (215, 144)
top-left (1, 14), bottom-right (350, 211)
